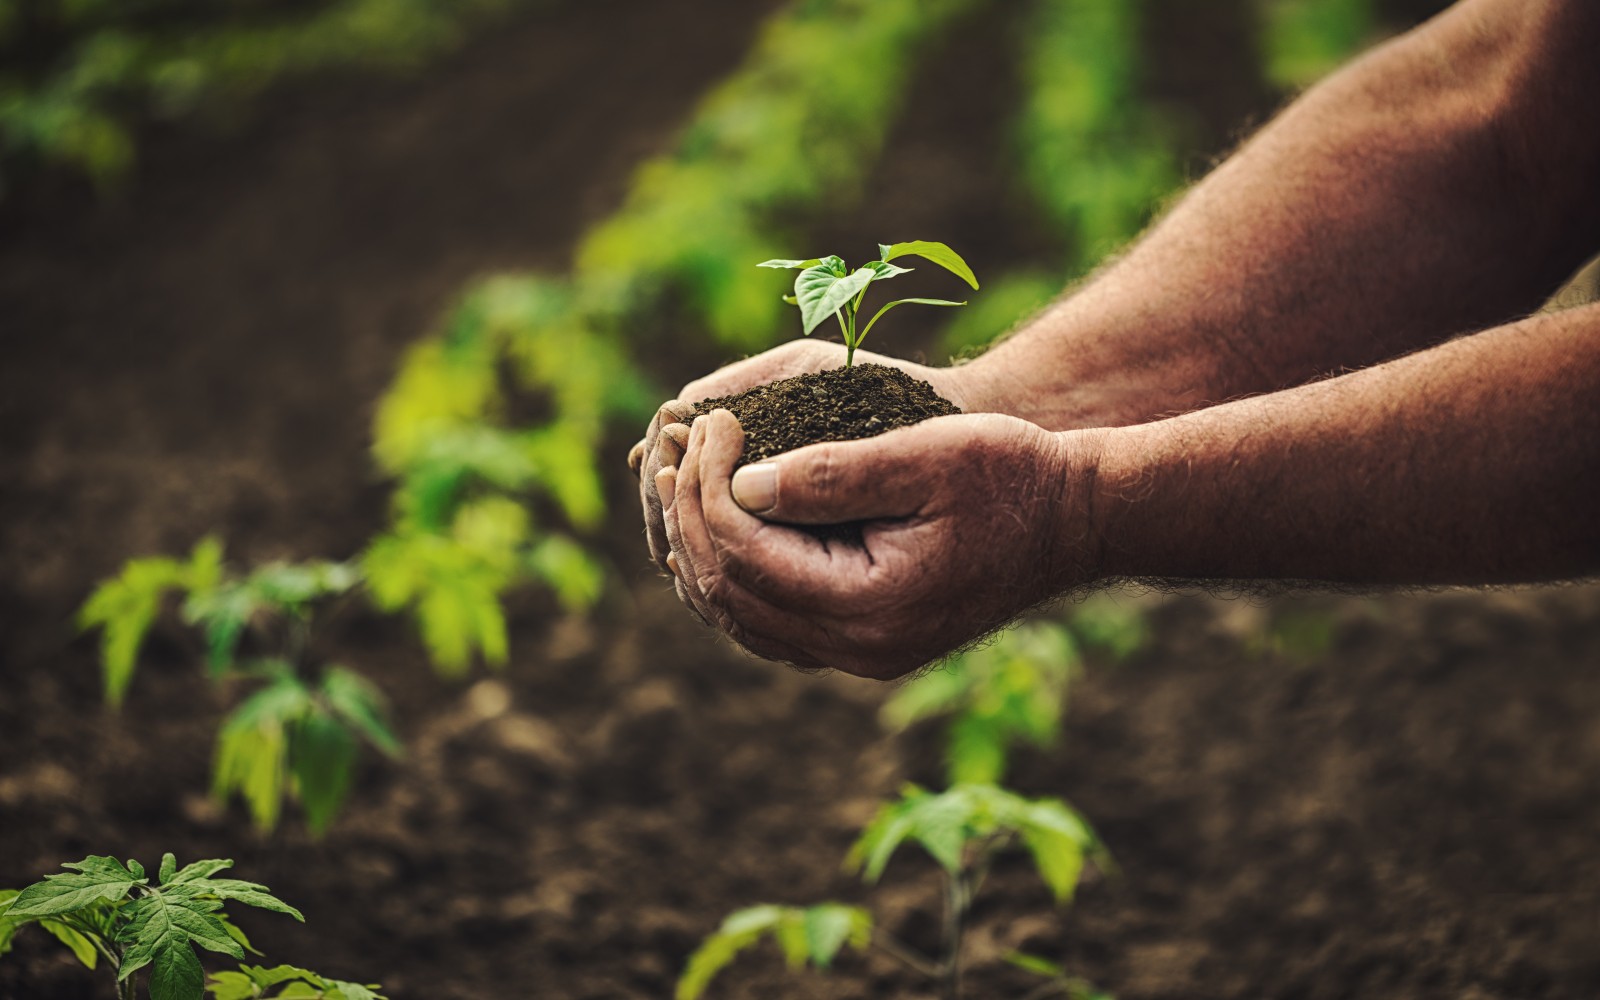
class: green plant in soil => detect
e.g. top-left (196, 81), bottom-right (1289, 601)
top-left (79, 538), bottom-right (401, 834)
top-left (0, 854), bottom-right (384, 1000)
top-left (760, 241), bottom-right (980, 367)
top-left (678, 783), bottom-right (1108, 1000)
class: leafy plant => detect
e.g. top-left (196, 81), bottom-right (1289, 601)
top-left (79, 542), bottom-right (400, 834)
top-left (678, 783), bottom-right (1107, 1000)
top-left (883, 601), bottom-right (1146, 787)
top-left (760, 241), bottom-right (978, 367)
top-left (0, 853), bottom-right (381, 1000)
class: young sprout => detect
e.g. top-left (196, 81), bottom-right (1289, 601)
top-left (759, 241), bottom-right (980, 367)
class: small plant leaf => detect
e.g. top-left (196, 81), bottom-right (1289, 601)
top-left (10, 856), bottom-right (147, 916)
top-left (878, 240), bottom-right (980, 289)
top-left (801, 904), bottom-right (867, 970)
top-left (858, 297), bottom-right (967, 343)
top-left (793, 263), bottom-right (877, 336)
top-left (39, 918), bottom-right (99, 968)
top-left (756, 258), bottom-right (822, 269)
top-left (676, 905), bottom-right (782, 1000)
top-left (1004, 951), bottom-right (1067, 977)
top-left (290, 711), bottom-right (358, 836)
top-left (864, 259), bottom-right (913, 279)
top-left (320, 668), bottom-right (403, 758)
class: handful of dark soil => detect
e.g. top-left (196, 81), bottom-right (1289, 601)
top-left (691, 363), bottom-right (961, 466)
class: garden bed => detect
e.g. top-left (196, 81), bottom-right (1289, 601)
top-left (6, 1), bottom-right (1598, 998)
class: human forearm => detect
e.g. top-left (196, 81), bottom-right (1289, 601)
top-left (1084, 303), bottom-right (1600, 586)
top-left (963, 0), bottom-right (1600, 431)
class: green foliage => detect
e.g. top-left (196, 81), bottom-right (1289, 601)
top-left (883, 622), bottom-right (1079, 786)
top-left (847, 783), bottom-right (1101, 903)
top-left (212, 665), bottom-right (400, 834)
top-left (1004, 952), bottom-right (1114, 1000)
top-left (0, 0), bottom-right (534, 191)
top-left (762, 242), bottom-right (976, 365)
top-left (370, 0), bottom-right (977, 638)
top-left (675, 903), bottom-right (871, 1000)
top-left (1017, 0), bottom-right (1181, 276)
top-left (1260, 0), bottom-right (1375, 90)
top-left (82, 543), bottom-right (400, 834)
top-left (1, 854), bottom-right (324, 1000)
top-left (206, 964), bottom-right (386, 1000)
top-left (78, 537), bottom-right (222, 706)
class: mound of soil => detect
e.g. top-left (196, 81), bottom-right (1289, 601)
top-left (691, 362), bottom-right (960, 465)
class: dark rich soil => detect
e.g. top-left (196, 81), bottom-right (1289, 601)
top-left (10, 2), bottom-right (1600, 1000)
top-left (691, 363), bottom-right (960, 466)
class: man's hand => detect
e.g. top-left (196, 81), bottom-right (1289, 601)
top-left (658, 408), bottom-right (1100, 680)
top-left (627, 339), bottom-right (989, 576)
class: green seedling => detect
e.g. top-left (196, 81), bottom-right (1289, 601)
top-left (0, 854), bottom-right (383, 1000)
top-left (679, 783), bottom-right (1108, 1000)
top-left (79, 540), bottom-right (400, 834)
top-left (760, 241), bottom-right (979, 366)
top-left (883, 601), bottom-right (1146, 787)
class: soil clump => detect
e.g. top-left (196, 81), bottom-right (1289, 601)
top-left (691, 363), bottom-right (960, 466)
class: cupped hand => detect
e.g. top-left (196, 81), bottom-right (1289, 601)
top-left (627, 339), bottom-right (988, 576)
top-left (658, 408), bottom-right (1103, 680)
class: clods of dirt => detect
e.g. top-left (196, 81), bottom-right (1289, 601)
top-left (691, 362), bottom-right (960, 466)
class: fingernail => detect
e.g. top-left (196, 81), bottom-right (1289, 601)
top-left (731, 463), bottom-right (776, 513)
top-left (656, 466), bottom-right (677, 508)
top-left (666, 552), bottom-right (680, 577)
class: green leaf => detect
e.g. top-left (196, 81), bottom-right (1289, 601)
top-left (527, 534), bottom-right (605, 614)
top-left (863, 259), bottom-right (913, 279)
top-left (0, 889), bottom-right (24, 956)
top-left (756, 258), bottom-right (822, 269)
top-left (320, 668), bottom-right (403, 758)
top-left (10, 856), bottom-right (147, 916)
top-left (857, 297), bottom-right (967, 345)
top-left (802, 904), bottom-right (867, 970)
top-left (878, 240), bottom-right (980, 289)
top-left (793, 264), bottom-right (877, 336)
top-left (195, 880), bottom-right (303, 922)
top-left (290, 711), bottom-right (358, 836)
top-left (676, 905), bottom-right (782, 1000)
top-left (167, 860), bottom-right (234, 886)
top-left (772, 913), bottom-right (808, 969)
top-left (148, 937), bottom-right (204, 1000)
top-left (40, 918), bottom-right (99, 968)
top-left (213, 677), bottom-right (311, 832)
top-left (1004, 951), bottom-right (1066, 978)
top-left (160, 854), bottom-right (177, 885)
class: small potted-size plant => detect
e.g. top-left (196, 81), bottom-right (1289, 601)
top-left (692, 241), bottom-right (979, 465)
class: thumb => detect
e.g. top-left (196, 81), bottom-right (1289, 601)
top-left (729, 428), bottom-right (946, 524)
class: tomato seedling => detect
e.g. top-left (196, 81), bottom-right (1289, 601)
top-left (0, 854), bottom-right (383, 1000)
top-left (759, 241), bottom-right (980, 366)
top-left (79, 539), bottom-right (400, 834)
top-left (678, 783), bottom-right (1108, 1000)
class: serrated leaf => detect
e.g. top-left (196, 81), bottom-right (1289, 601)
top-left (10, 856), bottom-right (146, 916)
top-left (118, 890), bottom-right (241, 987)
top-left (290, 711), bottom-right (357, 836)
top-left (168, 860), bottom-right (234, 886)
top-left (204, 970), bottom-right (257, 1000)
top-left (197, 880), bottom-right (303, 922)
top-left (149, 937), bottom-right (204, 1000)
top-left (160, 854), bottom-right (177, 885)
top-left (879, 240), bottom-right (979, 289)
top-left (793, 264), bottom-right (877, 336)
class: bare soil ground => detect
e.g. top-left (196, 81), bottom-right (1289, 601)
top-left (6, 1), bottom-right (1599, 998)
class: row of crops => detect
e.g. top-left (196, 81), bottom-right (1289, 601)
top-left (4, 1), bottom-right (1391, 997)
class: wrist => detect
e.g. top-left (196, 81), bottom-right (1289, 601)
top-left (1043, 427), bottom-right (1113, 590)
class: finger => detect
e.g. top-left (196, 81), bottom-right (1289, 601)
top-left (687, 410), bottom-right (867, 610)
top-left (627, 439), bottom-right (647, 476)
top-left (728, 419), bottom-right (958, 524)
top-left (656, 465), bottom-right (677, 510)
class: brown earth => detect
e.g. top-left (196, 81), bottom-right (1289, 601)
top-left (8, 1), bottom-right (1600, 999)
top-left (691, 364), bottom-right (961, 467)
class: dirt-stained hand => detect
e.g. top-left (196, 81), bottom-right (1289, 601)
top-left (659, 408), bottom-right (1102, 679)
top-left (628, 339), bottom-right (986, 578)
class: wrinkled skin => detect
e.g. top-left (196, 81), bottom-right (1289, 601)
top-left (653, 408), bottom-right (1099, 680)
top-left (626, 339), bottom-right (986, 582)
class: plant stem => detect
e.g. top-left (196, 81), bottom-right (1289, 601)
top-left (872, 931), bottom-right (942, 979)
top-left (941, 867), bottom-right (971, 1000)
top-left (116, 975), bottom-right (136, 1000)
